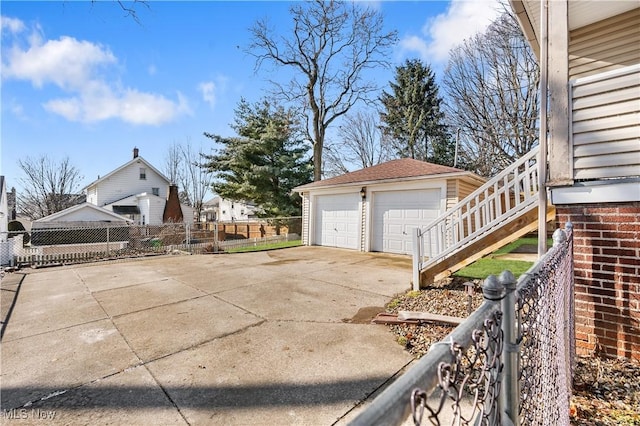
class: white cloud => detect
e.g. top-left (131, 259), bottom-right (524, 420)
top-left (400, 0), bottom-right (502, 63)
top-left (3, 35), bottom-right (116, 89)
top-left (1, 16), bottom-right (25, 34)
top-left (399, 36), bottom-right (429, 61)
top-left (198, 81), bottom-right (216, 108)
top-left (44, 81), bottom-right (191, 125)
top-left (2, 21), bottom-right (189, 125)
top-left (198, 76), bottom-right (229, 109)
top-left (43, 98), bottom-right (82, 121)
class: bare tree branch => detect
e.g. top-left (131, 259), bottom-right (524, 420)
top-left (324, 110), bottom-right (391, 176)
top-left (163, 139), bottom-right (212, 222)
top-left (248, 0), bottom-right (397, 181)
top-left (442, 9), bottom-right (539, 177)
top-left (17, 156), bottom-right (83, 220)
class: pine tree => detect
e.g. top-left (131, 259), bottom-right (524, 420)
top-left (380, 59), bottom-right (454, 165)
top-left (202, 99), bottom-right (313, 217)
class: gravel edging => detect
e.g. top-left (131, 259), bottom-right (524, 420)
top-left (384, 279), bottom-right (640, 425)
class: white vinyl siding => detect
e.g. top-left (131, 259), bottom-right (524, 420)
top-left (301, 193), bottom-right (310, 245)
top-left (571, 64), bottom-right (640, 180)
top-left (314, 193), bottom-right (360, 249)
top-left (569, 8), bottom-right (640, 80)
top-left (92, 162), bottom-right (169, 207)
top-left (371, 189), bottom-right (441, 255)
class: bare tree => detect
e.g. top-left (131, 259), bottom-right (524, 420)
top-left (164, 141), bottom-right (182, 185)
top-left (324, 110), bottom-right (391, 176)
top-left (87, 0), bottom-right (149, 23)
top-left (442, 10), bottom-right (539, 177)
top-left (179, 142), bottom-right (212, 222)
top-left (17, 155), bottom-right (84, 220)
top-left (248, 0), bottom-right (397, 181)
top-left (163, 139), bottom-right (212, 222)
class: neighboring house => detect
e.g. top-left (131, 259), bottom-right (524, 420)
top-left (32, 203), bottom-right (134, 227)
top-left (293, 159), bottom-right (485, 255)
top-left (510, 1), bottom-right (639, 360)
top-left (83, 148), bottom-right (193, 225)
top-left (200, 196), bottom-right (256, 222)
top-left (30, 203), bottom-right (133, 251)
top-left (0, 176), bottom-right (10, 265)
top-left (6, 185), bottom-right (16, 221)
top-left (0, 176), bottom-right (8, 242)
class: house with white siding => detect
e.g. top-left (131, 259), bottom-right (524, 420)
top-left (0, 176), bottom-right (8, 242)
top-left (83, 148), bottom-right (193, 225)
top-left (35, 148), bottom-right (193, 226)
top-left (200, 196), bottom-right (256, 222)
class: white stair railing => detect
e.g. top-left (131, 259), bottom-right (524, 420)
top-left (413, 146), bottom-right (541, 288)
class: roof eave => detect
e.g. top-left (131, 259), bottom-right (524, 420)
top-left (509, 0), bottom-right (540, 59)
top-left (294, 171), bottom-right (484, 193)
top-left (82, 156), bottom-right (171, 191)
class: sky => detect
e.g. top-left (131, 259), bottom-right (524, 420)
top-left (1, 0), bottom-right (501, 196)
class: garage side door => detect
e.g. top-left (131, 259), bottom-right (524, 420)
top-left (314, 193), bottom-right (360, 249)
top-left (372, 189), bottom-right (441, 254)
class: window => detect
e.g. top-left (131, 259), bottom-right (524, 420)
top-left (152, 187), bottom-right (159, 196)
top-left (140, 168), bottom-right (146, 180)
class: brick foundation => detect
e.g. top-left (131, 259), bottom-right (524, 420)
top-left (556, 202), bottom-right (640, 361)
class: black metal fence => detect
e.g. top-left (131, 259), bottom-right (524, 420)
top-left (351, 223), bottom-right (574, 426)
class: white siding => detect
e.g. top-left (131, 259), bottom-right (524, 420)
top-left (138, 195), bottom-right (166, 226)
top-left (571, 65), bottom-right (640, 180)
top-left (301, 193), bottom-right (310, 245)
top-left (49, 208), bottom-right (118, 222)
top-left (569, 8), bottom-right (640, 80)
top-left (93, 161), bottom-right (169, 207)
top-left (0, 179), bottom-right (8, 241)
top-left (86, 186), bottom-right (98, 205)
top-left (217, 199), bottom-right (252, 221)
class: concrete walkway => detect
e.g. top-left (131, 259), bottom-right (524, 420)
top-left (0, 247), bottom-right (414, 425)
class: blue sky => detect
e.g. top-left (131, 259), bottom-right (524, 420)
top-left (1, 0), bottom-right (501, 194)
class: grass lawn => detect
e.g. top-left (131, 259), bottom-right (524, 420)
top-left (454, 258), bottom-right (534, 280)
top-left (225, 240), bottom-right (302, 253)
top-left (489, 236), bottom-right (552, 257)
top-left (454, 236), bottom-right (551, 280)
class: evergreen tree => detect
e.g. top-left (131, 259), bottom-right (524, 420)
top-left (202, 99), bottom-right (313, 217)
top-left (380, 59), bottom-right (454, 165)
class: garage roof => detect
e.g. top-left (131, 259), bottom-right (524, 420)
top-left (295, 158), bottom-right (481, 191)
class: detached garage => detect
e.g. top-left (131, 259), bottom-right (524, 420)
top-left (294, 159), bottom-right (485, 255)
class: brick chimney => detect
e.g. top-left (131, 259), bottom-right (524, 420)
top-left (163, 184), bottom-right (183, 223)
top-left (133, 147), bottom-right (139, 159)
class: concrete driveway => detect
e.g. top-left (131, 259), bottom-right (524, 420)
top-left (0, 246), bottom-right (414, 425)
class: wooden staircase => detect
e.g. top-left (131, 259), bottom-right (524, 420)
top-left (413, 146), bottom-right (551, 289)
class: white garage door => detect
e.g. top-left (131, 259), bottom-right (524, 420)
top-left (372, 189), bottom-right (441, 255)
top-left (315, 193), bottom-right (360, 249)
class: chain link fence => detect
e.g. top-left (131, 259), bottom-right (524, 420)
top-left (350, 223), bottom-right (574, 426)
top-left (2, 217), bottom-right (302, 268)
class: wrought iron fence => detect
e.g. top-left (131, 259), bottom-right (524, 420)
top-left (350, 223), bottom-right (574, 426)
top-left (3, 217), bottom-right (302, 267)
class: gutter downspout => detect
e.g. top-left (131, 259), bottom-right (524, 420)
top-left (538, 0), bottom-right (549, 257)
